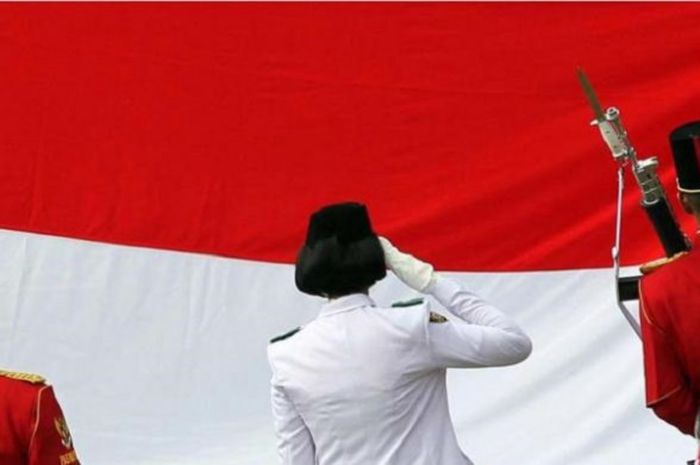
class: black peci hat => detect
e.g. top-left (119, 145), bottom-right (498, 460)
top-left (295, 202), bottom-right (386, 297)
top-left (670, 121), bottom-right (700, 193)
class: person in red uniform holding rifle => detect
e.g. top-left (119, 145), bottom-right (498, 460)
top-left (0, 369), bottom-right (81, 465)
top-left (640, 121), bottom-right (700, 463)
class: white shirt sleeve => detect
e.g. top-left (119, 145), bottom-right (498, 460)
top-left (423, 275), bottom-right (532, 368)
top-left (269, 355), bottom-right (316, 464)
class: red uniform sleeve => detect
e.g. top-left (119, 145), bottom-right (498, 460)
top-left (640, 290), bottom-right (698, 436)
top-left (27, 386), bottom-right (80, 465)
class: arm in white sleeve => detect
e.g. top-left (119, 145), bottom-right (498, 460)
top-left (424, 275), bottom-right (532, 368)
top-left (269, 359), bottom-right (316, 464)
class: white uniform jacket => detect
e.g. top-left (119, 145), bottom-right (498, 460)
top-left (267, 276), bottom-right (532, 465)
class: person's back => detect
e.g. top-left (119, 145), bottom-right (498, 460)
top-left (639, 121), bottom-right (700, 463)
top-left (641, 235), bottom-right (700, 436)
top-left (268, 203), bottom-right (531, 465)
top-left (270, 293), bottom-right (466, 464)
top-left (643, 242), bottom-right (700, 396)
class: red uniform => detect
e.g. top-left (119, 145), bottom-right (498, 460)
top-left (640, 234), bottom-right (700, 439)
top-left (0, 371), bottom-right (80, 465)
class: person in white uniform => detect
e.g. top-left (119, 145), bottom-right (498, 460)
top-left (267, 202), bottom-right (532, 465)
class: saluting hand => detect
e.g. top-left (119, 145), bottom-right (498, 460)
top-left (378, 237), bottom-right (436, 292)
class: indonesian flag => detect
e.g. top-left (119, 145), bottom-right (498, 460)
top-left (1, 4), bottom-right (699, 464)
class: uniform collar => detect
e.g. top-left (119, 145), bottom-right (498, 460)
top-left (318, 293), bottom-right (375, 318)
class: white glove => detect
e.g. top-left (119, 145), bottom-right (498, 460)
top-left (378, 237), bottom-right (436, 292)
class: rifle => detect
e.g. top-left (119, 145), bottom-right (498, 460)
top-left (577, 69), bottom-right (691, 337)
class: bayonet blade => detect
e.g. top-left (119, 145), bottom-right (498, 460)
top-left (577, 68), bottom-right (606, 122)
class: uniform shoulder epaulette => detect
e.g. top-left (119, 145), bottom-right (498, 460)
top-left (640, 251), bottom-right (689, 275)
top-left (0, 369), bottom-right (46, 385)
top-left (270, 327), bottom-right (301, 344)
top-left (391, 297), bottom-right (424, 308)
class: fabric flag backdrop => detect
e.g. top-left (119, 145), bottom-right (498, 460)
top-left (1, 4), bottom-right (699, 464)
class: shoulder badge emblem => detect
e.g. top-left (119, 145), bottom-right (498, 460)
top-left (429, 312), bottom-right (448, 324)
top-left (54, 416), bottom-right (74, 449)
